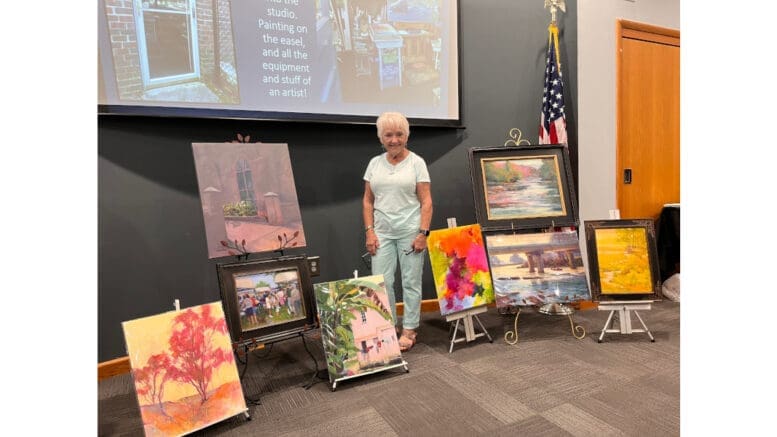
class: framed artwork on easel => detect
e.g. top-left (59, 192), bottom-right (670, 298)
top-left (468, 144), bottom-right (578, 231)
top-left (584, 219), bottom-right (662, 302)
top-left (216, 255), bottom-right (317, 344)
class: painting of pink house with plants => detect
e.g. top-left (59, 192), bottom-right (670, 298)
top-left (314, 275), bottom-right (404, 383)
top-left (350, 290), bottom-right (402, 370)
top-left (192, 142), bottom-right (307, 258)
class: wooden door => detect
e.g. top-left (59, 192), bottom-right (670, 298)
top-left (617, 20), bottom-right (680, 220)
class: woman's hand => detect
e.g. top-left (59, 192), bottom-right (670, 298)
top-left (366, 229), bottom-right (380, 256)
top-left (412, 233), bottom-right (428, 253)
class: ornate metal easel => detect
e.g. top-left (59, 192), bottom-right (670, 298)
top-left (499, 124), bottom-right (586, 344)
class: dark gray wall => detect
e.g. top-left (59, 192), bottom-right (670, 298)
top-left (98, 0), bottom-right (577, 362)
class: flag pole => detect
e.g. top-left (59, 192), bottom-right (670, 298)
top-left (539, 0), bottom-right (568, 146)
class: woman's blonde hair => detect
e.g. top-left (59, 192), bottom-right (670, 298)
top-left (376, 112), bottom-right (410, 139)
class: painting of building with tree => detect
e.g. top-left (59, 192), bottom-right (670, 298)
top-left (122, 302), bottom-right (246, 436)
top-left (313, 275), bottom-right (403, 382)
top-left (192, 142), bottom-right (306, 258)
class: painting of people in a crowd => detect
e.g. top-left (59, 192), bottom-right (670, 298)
top-left (217, 256), bottom-right (317, 344)
top-left (234, 267), bottom-right (306, 332)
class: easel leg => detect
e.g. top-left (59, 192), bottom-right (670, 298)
top-left (504, 308), bottom-right (521, 345)
top-left (632, 310), bottom-right (655, 342)
top-left (472, 314), bottom-right (493, 343)
top-left (566, 313), bottom-right (586, 339)
top-left (598, 310), bottom-right (615, 343)
top-left (463, 314), bottom-right (476, 341)
top-left (449, 319), bottom-right (461, 353)
top-left (300, 332), bottom-right (327, 389)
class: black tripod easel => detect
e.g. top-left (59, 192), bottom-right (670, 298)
top-left (234, 326), bottom-right (325, 404)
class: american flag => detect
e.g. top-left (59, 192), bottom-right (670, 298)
top-left (539, 24), bottom-right (568, 145)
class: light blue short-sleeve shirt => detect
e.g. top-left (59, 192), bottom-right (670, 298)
top-left (364, 151), bottom-right (431, 239)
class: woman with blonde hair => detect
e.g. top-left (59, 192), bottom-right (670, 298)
top-left (363, 112), bottom-right (433, 351)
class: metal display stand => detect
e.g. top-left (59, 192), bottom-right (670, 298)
top-left (330, 360), bottom-right (409, 392)
top-left (503, 303), bottom-right (586, 345)
top-left (597, 300), bottom-right (655, 343)
top-left (233, 328), bottom-right (322, 404)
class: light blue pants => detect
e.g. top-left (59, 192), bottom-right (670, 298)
top-left (371, 232), bottom-right (424, 330)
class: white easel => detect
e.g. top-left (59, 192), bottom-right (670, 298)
top-left (444, 217), bottom-right (493, 353)
top-left (597, 300), bottom-right (655, 343)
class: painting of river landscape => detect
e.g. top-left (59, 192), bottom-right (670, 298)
top-left (485, 231), bottom-right (589, 309)
top-left (468, 145), bottom-right (578, 231)
top-left (482, 155), bottom-right (565, 220)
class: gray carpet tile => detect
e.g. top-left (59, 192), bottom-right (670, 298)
top-left (433, 366), bottom-right (536, 424)
top-left (489, 414), bottom-right (575, 437)
top-left (99, 302), bottom-right (680, 436)
top-left (542, 403), bottom-right (627, 437)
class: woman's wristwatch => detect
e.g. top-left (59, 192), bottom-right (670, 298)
top-left (418, 229), bottom-right (430, 237)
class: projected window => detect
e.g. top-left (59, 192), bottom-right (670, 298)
top-left (235, 159), bottom-right (256, 208)
top-left (137, 0), bottom-right (198, 86)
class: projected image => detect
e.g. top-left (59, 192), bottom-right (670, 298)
top-left (101, 0), bottom-right (240, 104)
top-left (98, 0), bottom-right (460, 122)
top-left (331, 0), bottom-right (443, 106)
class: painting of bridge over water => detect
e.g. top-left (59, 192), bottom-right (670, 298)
top-left (484, 231), bottom-right (589, 309)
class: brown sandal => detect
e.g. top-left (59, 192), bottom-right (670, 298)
top-left (399, 329), bottom-right (417, 352)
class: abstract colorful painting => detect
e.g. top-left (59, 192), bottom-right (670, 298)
top-left (484, 231), bottom-right (589, 308)
top-left (427, 224), bottom-right (495, 315)
top-left (314, 275), bottom-right (404, 382)
top-left (584, 220), bottom-right (662, 301)
top-left (468, 145), bottom-right (578, 231)
top-left (192, 142), bottom-right (306, 258)
top-left (122, 302), bottom-right (246, 436)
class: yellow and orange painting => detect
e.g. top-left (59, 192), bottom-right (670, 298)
top-left (122, 302), bottom-right (246, 436)
top-left (594, 228), bottom-right (653, 294)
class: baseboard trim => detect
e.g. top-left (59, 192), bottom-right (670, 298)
top-left (98, 298), bottom-right (596, 379)
top-left (98, 356), bottom-right (132, 381)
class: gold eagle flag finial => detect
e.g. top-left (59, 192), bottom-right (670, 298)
top-left (544, 0), bottom-right (566, 25)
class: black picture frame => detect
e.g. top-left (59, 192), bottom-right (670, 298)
top-left (584, 220), bottom-right (663, 302)
top-left (216, 255), bottom-right (317, 345)
top-left (468, 144), bottom-right (578, 231)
